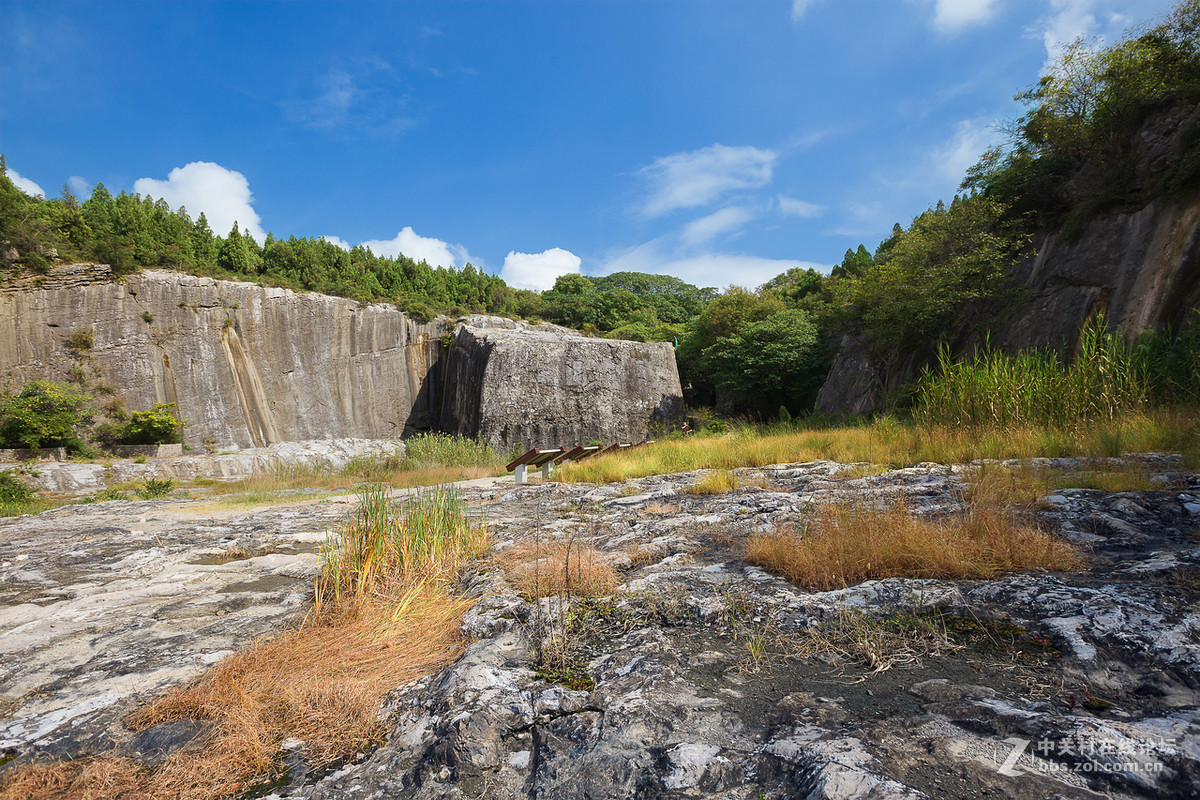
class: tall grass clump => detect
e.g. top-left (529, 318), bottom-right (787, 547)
top-left (316, 483), bottom-right (489, 610)
top-left (402, 432), bottom-right (502, 469)
top-left (917, 317), bottom-right (1152, 428)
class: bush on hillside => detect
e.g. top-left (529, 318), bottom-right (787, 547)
top-left (0, 380), bottom-right (92, 451)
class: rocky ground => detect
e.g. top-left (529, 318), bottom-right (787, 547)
top-left (17, 437), bottom-right (401, 494)
top-left (2, 458), bottom-right (1199, 798)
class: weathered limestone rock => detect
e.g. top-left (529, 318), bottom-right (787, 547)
top-left (3, 457), bottom-right (1200, 797)
top-left (441, 316), bottom-right (683, 450)
top-left (27, 438), bottom-right (401, 494)
top-left (0, 271), bottom-right (684, 451)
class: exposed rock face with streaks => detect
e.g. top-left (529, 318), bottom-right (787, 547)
top-left (440, 317), bottom-right (683, 451)
top-left (3, 456), bottom-right (1199, 798)
top-left (0, 267), bottom-right (683, 450)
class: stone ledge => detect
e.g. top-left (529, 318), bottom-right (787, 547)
top-left (109, 443), bottom-right (184, 459)
top-left (0, 447), bottom-right (69, 462)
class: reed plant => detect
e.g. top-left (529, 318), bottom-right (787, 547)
top-left (315, 483), bottom-right (489, 610)
top-left (917, 320), bottom-right (1149, 429)
top-left (917, 314), bottom-right (1200, 430)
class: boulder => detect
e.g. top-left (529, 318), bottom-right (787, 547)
top-left (440, 317), bottom-right (683, 450)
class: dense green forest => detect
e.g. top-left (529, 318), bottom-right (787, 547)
top-left (2, 0), bottom-right (1198, 421)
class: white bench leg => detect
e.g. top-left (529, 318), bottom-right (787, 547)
top-left (542, 463), bottom-right (553, 481)
top-left (515, 464), bottom-right (527, 484)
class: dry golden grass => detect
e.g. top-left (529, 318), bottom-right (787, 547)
top-left (127, 585), bottom-right (469, 788)
top-left (0, 757), bottom-right (147, 800)
top-left (500, 541), bottom-right (620, 599)
top-left (1, 485), bottom-right (487, 800)
top-left (625, 545), bottom-right (665, 569)
top-left (557, 409), bottom-right (1200, 485)
top-left (746, 501), bottom-right (1081, 591)
top-left (965, 461), bottom-right (1163, 511)
top-left (686, 469), bottom-right (737, 495)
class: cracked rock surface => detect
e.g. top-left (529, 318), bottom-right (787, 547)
top-left (3, 457), bottom-right (1200, 799)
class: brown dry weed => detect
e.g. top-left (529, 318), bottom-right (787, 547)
top-left (746, 500), bottom-right (1081, 590)
top-left (501, 541), bottom-right (620, 599)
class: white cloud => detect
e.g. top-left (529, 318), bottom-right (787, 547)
top-left (638, 144), bottom-right (777, 218)
top-left (936, 118), bottom-right (1000, 181)
top-left (5, 166), bottom-right (44, 198)
top-left (776, 195), bottom-right (825, 219)
top-left (362, 226), bottom-right (461, 267)
top-left (602, 237), bottom-right (824, 290)
top-left (133, 161), bottom-right (266, 243)
top-left (321, 235), bottom-right (352, 251)
top-left (680, 207), bottom-right (756, 248)
top-left (67, 175), bottom-right (91, 198)
top-left (931, 0), bottom-right (997, 33)
top-left (500, 248), bottom-right (581, 291)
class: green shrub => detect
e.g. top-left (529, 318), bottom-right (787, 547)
top-left (0, 470), bottom-right (33, 505)
top-left (64, 327), bottom-right (94, 354)
top-left (121, 403), bottom-right (184, 444)
top-left (0, 380), bottom-right (92, 450)
top-left (137, 477), bottom-right (174, 499)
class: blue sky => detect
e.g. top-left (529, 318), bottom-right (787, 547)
top-left (0, 0), bottom-right (1178, 292)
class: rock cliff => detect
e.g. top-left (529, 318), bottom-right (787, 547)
top-left (995, 196), bottom-right (1200, 352)
top-left (0, 267), bottom-right (682, 450)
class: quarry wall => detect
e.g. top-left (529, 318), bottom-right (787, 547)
top-left (0, 267), bottom-right (683, 450)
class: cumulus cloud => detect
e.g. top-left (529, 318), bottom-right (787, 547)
top-left (931, 0), bottom-right (997, 32)
top-left (500, 248), bottom-right (581, 291)
top-left (324, 228), bottom-right (477, 267)
top-left (638, 144), bottom-right (777, 218)
top-left (776, 195), bottom-right (825, 219)
top-left (133, 161), bottom-right (265, 243)
top-left (5, 166), bottom-right (44, 198)
top-left (361, 227), bottom-right (462, 267)
top-left (680, 207), bottom-right (756, 248)
top-left (67, 175), bottom-right (91, 198)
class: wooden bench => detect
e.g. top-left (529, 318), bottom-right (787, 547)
top-left (504, 442), bottom-right (615, 483)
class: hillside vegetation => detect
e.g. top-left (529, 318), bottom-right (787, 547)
top-left (1, 0), bottom-right (1198, 427)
